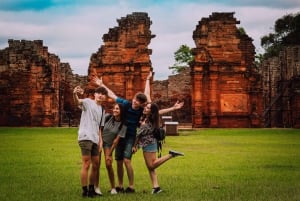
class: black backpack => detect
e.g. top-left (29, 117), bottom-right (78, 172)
top-left (153, 127), bottom-right (166, 158)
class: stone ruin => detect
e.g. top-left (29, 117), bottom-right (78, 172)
top-left (262, 45), bottom-right (300, 128)
top-left (88, 12), bottom-right (155, 112)
top-left (191, 12), bottom-right (262, 127)
top-left (1, 12), bottom-right (299, 128)
top-left (0, 39), bottom-right (86, 126)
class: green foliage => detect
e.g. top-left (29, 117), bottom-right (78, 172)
top-left (238, 27), bottom-right (247, 35)
top-left (261, 12), bottom-right (300, 58)
top-left (169, 44), bottom-right (194, 74)
top-left (0, 128), bottom-right (299, 201)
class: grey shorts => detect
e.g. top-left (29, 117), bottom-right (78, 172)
top-left (78, 140), bottom-right (99, 156)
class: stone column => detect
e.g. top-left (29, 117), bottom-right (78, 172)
top-left (209, 72), bottom-right (218, 127)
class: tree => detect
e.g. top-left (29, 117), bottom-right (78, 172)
top-left (169, 44), bottom-right (194, 74)
top-left (261, 12), bottom-right (300, 58)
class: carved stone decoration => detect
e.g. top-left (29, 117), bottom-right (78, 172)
top-left (191, 12), bottom-right (262, 128)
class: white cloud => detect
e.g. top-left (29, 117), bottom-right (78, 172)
top-left (0, 2), bottom-right (299, 80)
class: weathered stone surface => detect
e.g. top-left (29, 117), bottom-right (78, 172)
top-left (262, 45), bottom-right (300, 128)
top-left (88, 12), bottom-right (155, 111)
top-left (152, 67), bottom-right (192, 123)
top-left (0, 40), bottom-right (86, 126)
top-left (191, 12), bottom-right (262, 127)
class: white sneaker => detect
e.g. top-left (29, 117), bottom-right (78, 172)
top-left (111, 188), bottom-right (117, 195)
top-left (94, 187), bottom-right (103, 196)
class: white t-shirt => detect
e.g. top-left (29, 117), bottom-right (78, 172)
top-left (78, 98), bottom-right (105, 144)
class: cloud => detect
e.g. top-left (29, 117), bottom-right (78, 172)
top-left (0, 1), bottom-right (299, 80)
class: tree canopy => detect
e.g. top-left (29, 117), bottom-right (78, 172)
top-left (261, 12), bottom-right (300, 58)
top-left (169, 44), bottom-right (194, 74)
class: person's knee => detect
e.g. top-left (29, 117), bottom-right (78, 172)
top-left (123, 158), bottom-right (132, 166)
top-left (105, 161), bottom-right (112, 169)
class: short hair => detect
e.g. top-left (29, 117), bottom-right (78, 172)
top-left (94, 87), bottom-right (108, 95)
top-left (135, 92), bottom-right (147, 104)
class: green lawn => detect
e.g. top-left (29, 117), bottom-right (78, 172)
top-left (0, 127), bottom-right (299, 201)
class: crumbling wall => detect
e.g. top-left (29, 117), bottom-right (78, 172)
top-left (191, 12), bottom-right (262, 128)
top-left (88, 12), bottom-right (155, 111)
top-left (0, 40), bottom-right (85, 126)
top-left (262, 45), bottom-right (300, 128)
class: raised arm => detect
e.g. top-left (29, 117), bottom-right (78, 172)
top-left (93, 76), bottom-right (117, 101)
top-left (159, 100), bottom-right (184, 115)
top-left (73, 86), bottom-right (84, 106)
top-left (144, 72), bottom-right (152, 103)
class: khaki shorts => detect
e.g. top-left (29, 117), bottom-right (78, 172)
top-left (78, 140), bottom-right (99, 156)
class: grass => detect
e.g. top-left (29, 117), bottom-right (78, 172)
top-left (0, 127), bottom-right (299, 201)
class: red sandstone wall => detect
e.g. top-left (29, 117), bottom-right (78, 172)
top-left (88, 12), bottom-right (155, 111)
top-left (0, 40), bottom-right (86, 126)
top-left (191, 12), bottom-right (262, 128)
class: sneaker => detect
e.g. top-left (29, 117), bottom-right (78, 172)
top-left (116, 187), bottom-right (124, 193)
top-left (111, 188), bottom-right (118, 195)
top-left (94, 187), bottom-right (103, 196)
top-left (169, 150), bottom-right (184, 157)
top-left (125, 187), bottom-right (135, 193)
top-left (87, 190), bottom-right (96, 198)
top-left (82, 191), bottom-right (88, 197)
top-left (152, 187), bottom-right (162, 194)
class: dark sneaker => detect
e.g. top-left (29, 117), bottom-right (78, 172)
top-left (169, 150), bottom-right (184, 157)
top-left (125, 187), bottom-right (135, 193)
top-left (152, 187), bottom-right (162, 194)
top-left (116, 187), bottom-right (124, 193)
top-left (87, 190), bottom-right (96, 198)
top-left (82, 191), bottom-right (88, 197)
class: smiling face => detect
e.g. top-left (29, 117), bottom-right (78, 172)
top-left (143, 103), bottom-right (151, 115)
top-left (112, 104), bottom-right (121, 118)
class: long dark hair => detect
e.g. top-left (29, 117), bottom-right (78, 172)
top-left (147, 102), bottom-right (160, 129)
top-left (113, 103), bottom-right (126, 130)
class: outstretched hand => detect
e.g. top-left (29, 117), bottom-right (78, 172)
top-left (147, 71), bottom-right (153, 80)
top-left (73, 86), bottom-right (84, 94)
top-left (93, 76), bottom-right (103, 87)
top-left (173, 100), bottom-right (184, 110)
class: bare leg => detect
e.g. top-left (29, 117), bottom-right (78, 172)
top-left (124, 158), bottom-right (134, 189)
top-left (90, 155), bottom-right (100, 186)
top-left (104, 148), bottom-right (115, 189)
top-left (116, 160), bottom-right (124, 188)
top-left (80, 155), bottom-right (91, 186)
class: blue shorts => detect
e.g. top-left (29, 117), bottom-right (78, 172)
top-left (115, 136), bottom-right (135, 160)
top-left (142, 142), bottom-right (158, 152)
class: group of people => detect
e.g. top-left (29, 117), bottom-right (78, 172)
top-left (73, 72), bottom-right (184, 198)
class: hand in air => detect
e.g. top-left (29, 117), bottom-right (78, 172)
top-left (173, 100), bottom-right (184, 110)
top-left (92, 76), bottom-right (103, 87)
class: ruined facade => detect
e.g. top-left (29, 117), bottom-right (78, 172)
top-left (88, 12), bottom-right (155, 111)
top-left (262, 45), bottom-right (300, 128)
top-left (191, 12), bottom-right (262, 128)
top-left (152, 67), bottom-right (192, 123)
top-left (2, 12), bottom-right (300, 128)
top-left (0, 39), bottom-right (85, 126)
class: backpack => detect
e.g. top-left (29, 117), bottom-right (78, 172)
top-left (153, 127), bottom-right (166, 158)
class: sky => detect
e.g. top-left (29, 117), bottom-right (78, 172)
top-left (0, 1), bottom-right (299, 80)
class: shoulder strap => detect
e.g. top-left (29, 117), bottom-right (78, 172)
top-left (99, 106), bottom-right (104, 127)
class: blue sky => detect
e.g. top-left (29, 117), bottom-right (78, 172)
top-left (0, 0), bottom-right (299, 80)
